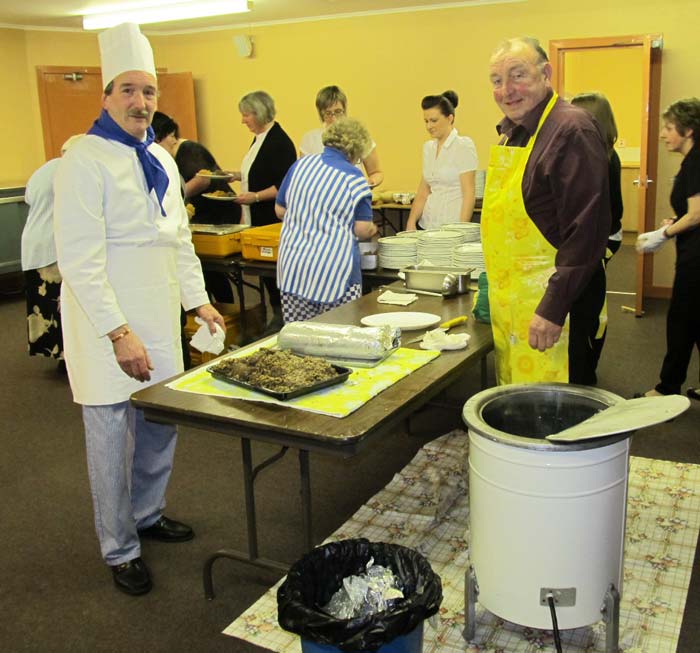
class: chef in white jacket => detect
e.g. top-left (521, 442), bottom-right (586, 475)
top-left (53, 22), bottom-right (224, 596)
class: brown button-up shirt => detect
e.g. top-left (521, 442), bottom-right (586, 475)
top-left (496, 90), bottom-right (611, 325)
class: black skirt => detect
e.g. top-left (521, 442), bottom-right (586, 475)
top-left (25, 267), bottom-right (63, 359)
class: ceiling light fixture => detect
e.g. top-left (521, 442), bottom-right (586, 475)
top-left (83, 0), bottom-right (250, 31)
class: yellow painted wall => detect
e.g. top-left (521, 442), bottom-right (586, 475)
top-left (5, 0), bottom-right (699, 287)
top-left (1, 30), bottom-right (38, 187)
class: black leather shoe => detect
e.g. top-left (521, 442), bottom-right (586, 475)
top-left (138, 516), bottom-right (194, 543)
top-left (110, 557), bottom-right (152, 596)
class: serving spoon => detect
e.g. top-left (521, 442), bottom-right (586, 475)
top-left (545, 394), bottom-right (691, 443)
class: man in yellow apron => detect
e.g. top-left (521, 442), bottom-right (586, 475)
top-left (482, 37), bottom-right (610, 386)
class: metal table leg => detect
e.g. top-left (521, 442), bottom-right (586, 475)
top-left (602, 583), bottom-right (620, 653)
top-left (203, 439), bottom-right (296, 599)
top-left (229, 266), bottom-right (248, 340)
top-left (463, 565), bottom-right (478, 641)
top-left (299, 449), bottom-right (313, 553)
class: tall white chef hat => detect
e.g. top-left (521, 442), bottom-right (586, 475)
top-left (98, 22), bottom-right (156, 90)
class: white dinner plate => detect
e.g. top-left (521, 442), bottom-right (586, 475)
top-left (202, 193), bottom-right (237, 201)
top-left (361, 312), bottom-right (441, 330)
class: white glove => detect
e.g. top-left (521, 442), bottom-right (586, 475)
top-left (636, 226), bottom-right (670, 254)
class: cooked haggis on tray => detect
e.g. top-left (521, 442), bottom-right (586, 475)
top-left (209, 349), bottom-right (342, 393)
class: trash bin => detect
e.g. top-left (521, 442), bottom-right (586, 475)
top-left (277, 538), bottom-right (442, 653)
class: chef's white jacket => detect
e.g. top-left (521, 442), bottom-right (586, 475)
top-left (54, 135), bottom-right (209, 405)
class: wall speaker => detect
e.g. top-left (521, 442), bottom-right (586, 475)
top-left (233, 35), bottom-right (253, 58)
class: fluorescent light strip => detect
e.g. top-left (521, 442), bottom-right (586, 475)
top-left (83, 1), bottom-right (249, 30)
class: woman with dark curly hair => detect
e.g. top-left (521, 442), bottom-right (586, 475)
top-left (636, 98), bottom-right (700, 399)
top-left (405, 90), bottom-right (478, 230)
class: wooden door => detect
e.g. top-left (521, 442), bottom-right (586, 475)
top-left (156, 72), bottom-right (198, 141)
top-left (36, 66), bottom-right (198, 161)
top-left (549, 35), bottom-right (663, 316)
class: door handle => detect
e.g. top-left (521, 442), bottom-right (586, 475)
top-left (632, 178), bottom-right (654, 186)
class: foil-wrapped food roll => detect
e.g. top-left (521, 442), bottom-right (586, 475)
top-left (277, 322), bottom-right (400, 360)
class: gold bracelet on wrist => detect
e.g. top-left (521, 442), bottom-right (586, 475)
top-left (255, 192), bottom-right (260, 203)
top-left (109, 327), bottom-right (131, 343)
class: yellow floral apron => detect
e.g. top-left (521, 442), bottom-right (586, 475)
top-left (481, 92), bottom-right (570, 385)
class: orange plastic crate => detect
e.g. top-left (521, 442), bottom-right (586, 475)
top-left (240, 222), bottom-right (282, 261)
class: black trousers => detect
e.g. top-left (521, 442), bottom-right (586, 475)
top-left (656, 266), bottom-right (700, 395)
top-left (568, 263), bottom-right (607, 386)
top-left (264, 276), bottom-right (281, 308)
top-left (203, 270), bottom-right (234, 304)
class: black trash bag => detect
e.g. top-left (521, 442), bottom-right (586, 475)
top-left (277, 538), bottom-right (442, 652)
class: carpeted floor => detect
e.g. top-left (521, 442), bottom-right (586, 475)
top-left (225, 432), bottom-right (700, 652)
top-left (1, 243), bottom-right (698, 652)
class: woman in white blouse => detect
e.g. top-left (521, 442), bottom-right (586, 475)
top-left (406, 91), bottom-right (478, 230)
top-left (300, 85), bottom-right (384, 187)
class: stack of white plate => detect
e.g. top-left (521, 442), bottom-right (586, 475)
top-left (416, 229), bottom-right (465, 266)
top-left (441, 222), bottom-right (481, 243)
top-left (377, 235), bottom-right (418, 269)
top-left (452, 242), bottom-right (485, 277)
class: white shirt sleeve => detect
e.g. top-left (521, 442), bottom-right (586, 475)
top-left (21, 159), bottom-right (61, 270)
top-left (455, 136), bottom-right (478, 174)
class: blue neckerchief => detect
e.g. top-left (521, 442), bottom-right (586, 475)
top-left (87, 109), bottom-right (169, 216)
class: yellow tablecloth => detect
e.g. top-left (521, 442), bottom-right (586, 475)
top-left (167, 337), bottom-right (440, 418)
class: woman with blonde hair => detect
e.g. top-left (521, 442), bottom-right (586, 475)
top-left (276, 118), bottom-right (377, 322)
top-left (231, 90), bottom-right (297, 332)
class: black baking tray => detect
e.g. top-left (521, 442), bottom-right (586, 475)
top-left (208, 364), bottom-right (352, 400)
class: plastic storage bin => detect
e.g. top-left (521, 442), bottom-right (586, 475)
top-left (191, 224), bottom-right (247, 257)
top-left (241, 222), bottom-right (283, 261)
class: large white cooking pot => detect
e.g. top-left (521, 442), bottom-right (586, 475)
top-left (463, 383), bottom-right (630, 630)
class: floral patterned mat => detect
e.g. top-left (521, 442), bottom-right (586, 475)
top-left (223, 430), bottom-right (700, 652)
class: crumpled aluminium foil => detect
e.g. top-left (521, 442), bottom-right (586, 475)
top-left (322, 558), bottom-right (405, 620)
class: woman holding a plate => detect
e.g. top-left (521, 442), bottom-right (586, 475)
top-left (151, 111), bottom-right (240, 226)
top-left (405, 91), bottom-right (479, 231)
top-left (152, 111), bottom-right (238, 305)
top-left (231, 91), bottom-right (297, 333)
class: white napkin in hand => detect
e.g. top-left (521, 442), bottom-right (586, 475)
top-left (378, 290), bottom-right (417, 306)
top-left (420, 327), bottom-right (471, 351)
top-left (190, 316), bottom-right (226, 354)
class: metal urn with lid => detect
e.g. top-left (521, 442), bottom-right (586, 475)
top-left (462, 383), bottom-right (631, 651)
